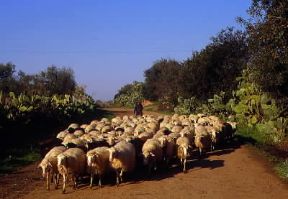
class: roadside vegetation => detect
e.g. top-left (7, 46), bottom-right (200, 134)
top-left (114, 0), bottom-right (288, 181)
top-left (0, 65), bottom-right (112, 173)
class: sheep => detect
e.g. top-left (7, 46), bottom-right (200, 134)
top-left (111, 116), bottom-right (122, 127)
top-left (142, 139), bottom-right (163, 174)
top-left (101, 125), bottom-right (112, 134)
top-left (89, 130), bottom-right (101, 137)
top-left (153, 128), bottom-right (171, 139)
top-left (108, 141), bottom-right (136, 186)
top-left (56, 130), bottom-right (69, 141)
top-left (84, 125), bottom-right (96, 133)
top-left (62, 133), bottom-right (77, 144)
top-left (80, 124), bottom-right (88, 129)
top-left (205, 125), bottom-right (222, 150)
top-left (138, 131), bottom-right (154, 143)
top-left (134, 124), bottom-right (145, 135)
top-left (180, 127), bottom-right (195, 148)
top-left (181, 118), bottom-right (192, 126)
top-left (57, 148), bottom-right (87, 194)
top-left (158, 135), bottom-right (176, 166)
top-left (176, 136), bottom-right (191, 173)
top-left (86, 147), bottom-right (111, 188)
top-left (125, 136), bottom-right (145, 168)
top-left (168, 132), bottom-right (181, 142)
top-left (38, 146), bottom-right (67, 190)
top-left (62, 137), bottom-right (86, 150)
top-left (68, 123), bottom-right (80, 131)
top-left (171, 125), bottom-right (183, 134)
top-left (188, 114), bottom-right (199, 123)
top-left (73, 129), bottom-right (85, 137)
top-left (194, 131), bottom-right (212, 157)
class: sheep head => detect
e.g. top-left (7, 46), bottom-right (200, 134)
top-left (108, 147), bottom-right (116, 162)
top-left (38, 159), bottom-right (52, 178)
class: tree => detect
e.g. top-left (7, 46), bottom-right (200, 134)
top-left (0, 62), bottom-right (17, 93)
top-left (143, 59), bottom-right (182, 105)
top-left (40, 66), bottom-right (76, 95)
top-left (114, 81), bottom-right (144, 107)
top-left (241, 0), bottom-right (288, 101)
top-left (180, 27), bottom-right (248, 101)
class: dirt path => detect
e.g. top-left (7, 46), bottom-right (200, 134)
top-left (1, 108), bottom-right (288, 199)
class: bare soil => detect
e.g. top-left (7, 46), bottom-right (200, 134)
top-left (1, 108), bottom-right (288, 199)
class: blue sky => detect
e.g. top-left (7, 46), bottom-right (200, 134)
top-left (0, 0), bottom-right (251, 100)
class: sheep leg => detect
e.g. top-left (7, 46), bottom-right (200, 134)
top-left (62, 174), bottom-right (67, 194)
top-left (72, 175), bottom-right (77, 189)
top-left (183, 158), bottom-right (187, 173)
top-left (53, 174), bottom-right (57, 189)
top-left (46, 172), bottom-right (50, 190)
top-left (90, 173), bottom-right (94, 188)
top-left (98, 176), bottom-right (102, 188)
top-left (199, 148), bottom-right (202, 158)
top-left (55, 173), bottom-right (60, 189)
top-left (120, 169), bottom-right (124, 183)
top-left (116, 170), bottom-right (120, 186)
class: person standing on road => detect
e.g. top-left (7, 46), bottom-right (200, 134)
top-left (134, 101), bottom-right (143, 116)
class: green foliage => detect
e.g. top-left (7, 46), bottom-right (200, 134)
top-left (275, 159), bottom-right (288, 181)
top-left (230, 69), bottom-right (288, 144)
top-left (239, 0), bottom-right (288, 102)
top-left (0, 91), bottom-right (96, 127)
top-left (174, 96), bottom-right (200, 115)
top-left (0, 63), bottom-right (76, 96)
top-left (180, 27), bottom-right (248, 100)
top-left (174, 92), bottom-right (229, 116)
top-left (143, 59), bottom-right (182, 102)
top-left (114, 81), bottom-right (144, 107)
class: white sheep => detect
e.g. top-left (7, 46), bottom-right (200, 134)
top-left (142, 138), bottom-right (163, 174)
top-left (57, 148), bottom-right (86, 193)
top-left (108, 141), bottom-right (136, 186)
top-left (205, 125), bottom-right (221, 150)
top-left (38, 146), bottom-right (67, 190)
top-left (86, 147), bottom-right (111, 188)
top-left (56, 130), bottom-right (69, 141)
top-left (68, 123), bottom-right (80, 130)
top-left (73, 129), bottom-right (85, 137)
top-left (176, 136), bottom-right (190, 172)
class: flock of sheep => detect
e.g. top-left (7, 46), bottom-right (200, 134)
top-left (38, 113), bottom-right (236, 193)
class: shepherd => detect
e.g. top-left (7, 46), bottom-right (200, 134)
top-left (134, 101), bottom-right (143, 116)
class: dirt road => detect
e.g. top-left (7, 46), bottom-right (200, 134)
top-left (1, 108), bottom-right (288, 199)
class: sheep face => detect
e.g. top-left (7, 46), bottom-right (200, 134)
top-left (87, 154), bottom-right (96, 167)
top-left (108, 148), bottom-right (117, 162)
top-left (39, 160), bottom-right (52, 178)
top-left (158, 136), bottom-right (167, 148)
